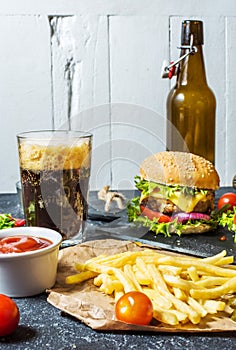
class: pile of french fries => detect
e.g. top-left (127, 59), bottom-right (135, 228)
top-left (65, 248), bottom-right (236, 326)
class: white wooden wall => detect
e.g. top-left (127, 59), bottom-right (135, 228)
top-left (0, 1), bottom-right (236, 192)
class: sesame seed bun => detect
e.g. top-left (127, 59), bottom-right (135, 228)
top-left (140, 151), bottom-right (219, 190)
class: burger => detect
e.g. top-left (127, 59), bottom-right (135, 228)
top-left (127, 151), bottom-right (220, 235)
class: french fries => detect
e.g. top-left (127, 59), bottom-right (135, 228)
top-left (65, 247), bottom-right (236, 326)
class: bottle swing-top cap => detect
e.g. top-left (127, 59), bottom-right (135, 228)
top-left (181, 20), bottom-right (203, 46)
top-left (161, 19), bottom-right (202, 79)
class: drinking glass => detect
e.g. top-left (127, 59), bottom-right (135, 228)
top-left (17, 130), bottom-right (92, 245)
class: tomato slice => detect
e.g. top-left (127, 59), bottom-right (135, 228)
top-left (14, 219), bottom-right (26, 227)
top-left (115, 291), bottom-right (153, 325)
top-left (234, 214), bottom-right (236, 225)
top-left (140, 205), bottom-right (171, 223)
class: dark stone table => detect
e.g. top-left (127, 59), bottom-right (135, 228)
top-left (1, 189), bottom-right (236, 349)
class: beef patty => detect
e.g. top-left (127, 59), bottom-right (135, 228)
top-left (141, 191), bottom-right (215, 215)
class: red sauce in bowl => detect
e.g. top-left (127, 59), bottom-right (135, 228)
top-left (0, 235), bottom-right (52, 254)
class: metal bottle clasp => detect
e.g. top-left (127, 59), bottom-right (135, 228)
top-left (161, 34), bottom-right (198, 79)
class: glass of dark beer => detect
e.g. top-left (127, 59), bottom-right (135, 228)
top-left (17, 130), bottom-right (92, 245)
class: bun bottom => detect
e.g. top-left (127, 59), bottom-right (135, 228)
top-left (178, 224), bottom-right (214, 234)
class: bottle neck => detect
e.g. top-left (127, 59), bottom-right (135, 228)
top-left (176, 45), bottom-right (207, 86)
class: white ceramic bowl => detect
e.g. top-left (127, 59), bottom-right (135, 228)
top-left (0, 226), bottom-right (62, 297)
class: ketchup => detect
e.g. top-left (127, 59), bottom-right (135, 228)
top-left (0, 235), bottom-right (52, 254)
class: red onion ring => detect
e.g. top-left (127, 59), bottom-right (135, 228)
top-left (172, 212), bottom-right (211, 223)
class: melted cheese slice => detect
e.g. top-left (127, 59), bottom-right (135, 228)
top-left (141, 190), bottom-right (207, 213)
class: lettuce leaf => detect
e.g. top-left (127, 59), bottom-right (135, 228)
top-left (134, 176), bottom-right (208, 198)
top-left (128, 177), bottom-right (236, 239)
top-left (0, 214), bottom-right (15, 230)
top-left (216, 206), bottom-right (236, 242)
top-left (127, 197), bottom-right (218, 237)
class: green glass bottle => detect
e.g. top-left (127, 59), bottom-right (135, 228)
top-left (166, 20), bottom-right (216, 164)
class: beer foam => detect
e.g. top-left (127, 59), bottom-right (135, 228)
top-left (19, 140), bottom-right (91, 171)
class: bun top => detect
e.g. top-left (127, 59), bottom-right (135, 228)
top-left (140, 151), bottom-right (220, 190)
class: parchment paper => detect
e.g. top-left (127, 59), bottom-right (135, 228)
top-left (47, 239), bottom-right (236, 332)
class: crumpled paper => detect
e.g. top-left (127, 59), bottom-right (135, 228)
top-left (47, 239), bottom-right (236, 332)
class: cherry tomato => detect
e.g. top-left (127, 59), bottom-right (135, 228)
top-left (115, 291), bottom-right (153, 325)
top-left (140, 205), bottom-right (171, 223)
top-left (0, 294), bottom-right (20, 336)
top-left (218, 192), bottom-right (236, 211)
